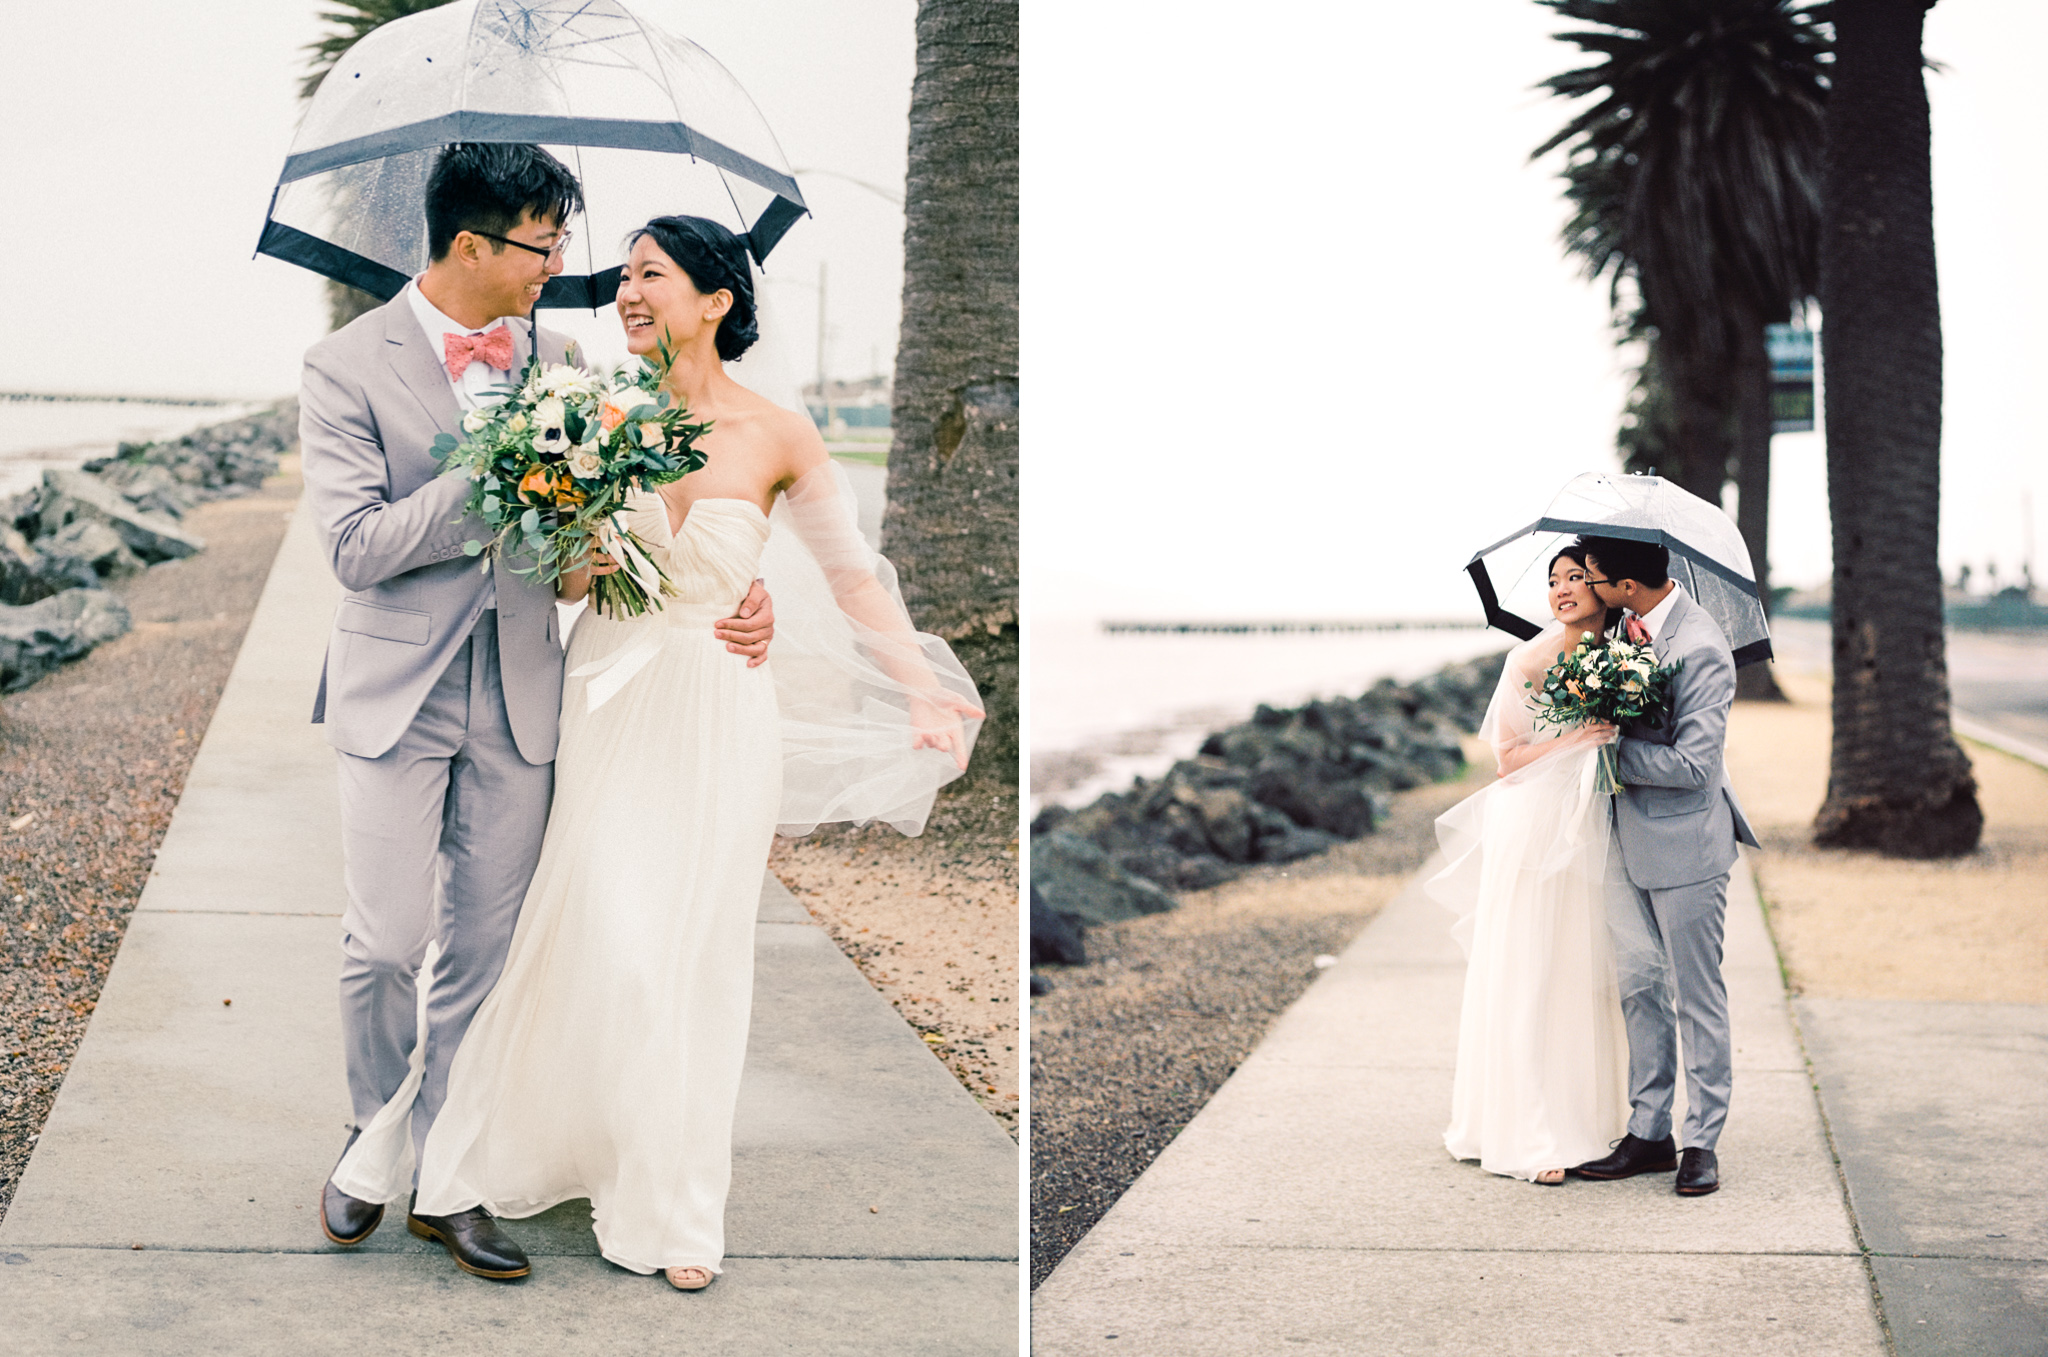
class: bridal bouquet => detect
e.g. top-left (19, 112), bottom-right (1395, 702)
top-left (1528, 634), bottom-right (1682, 793)
top-left (433, 347), bottom-right (710, 617)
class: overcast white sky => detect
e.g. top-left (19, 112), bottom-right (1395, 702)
top-left (3, 2), bottom-right (2038, 613)
top-left (0, 0), bottom-right (913, 400)
top-left (1025, 2), bottom-right (2047, 617)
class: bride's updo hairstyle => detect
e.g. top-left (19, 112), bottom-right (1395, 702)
top-left (1549, 545), bottom-right (1616, 634)
top-left (627, 215), bottom-right (760, 362)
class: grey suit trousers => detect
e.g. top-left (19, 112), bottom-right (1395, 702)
top-left (335, 611), bottom-right (553, 1171)
top-left (1618, 872), bottom-right (1732, 1151)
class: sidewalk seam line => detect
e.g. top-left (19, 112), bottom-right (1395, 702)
top-left (3, 1246), bottom-right (1017, 1261)
top-left (1757, 861), bottom-right (1900, 1357)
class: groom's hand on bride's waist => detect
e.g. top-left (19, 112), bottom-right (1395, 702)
top-left (716, 578), bottom-right (775, 666)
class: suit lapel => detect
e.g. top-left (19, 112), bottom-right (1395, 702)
top-left (1652, 590), bottom-right (1693, 666)
top-left (384, 298), bottom-right (462, 436)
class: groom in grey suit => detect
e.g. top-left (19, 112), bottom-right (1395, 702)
top-left (300, 144), bottom-right (771, 1277)
top-left (1570, 535), bottom-right (1759, 1197)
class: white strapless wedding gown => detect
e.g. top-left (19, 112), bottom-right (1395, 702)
top-left (1427, 631), bottom-right (1631, 1181)
top-left (411, 494), bottom-right (779, 1274)
top-left (334, 464), bottom-right (982, 1275)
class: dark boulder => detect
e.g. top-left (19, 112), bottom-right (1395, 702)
top-left (39, 519), bottom-right (144, 584)
top-left (37, 468), bottom-right (204, 563)
top-left (1030, 885), bottom-right (1087, 966)
top-left (1031, 830), bottom-right (1179, 925)
top-left (84, 399), bottom-right (293, 500)
top-left (0, 588), bottom-right (133, 691)
top-left (1030, 648), bottom-right (1513, 918)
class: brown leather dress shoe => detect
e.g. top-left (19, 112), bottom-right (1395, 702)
top-left (1675, 1146), bottom-right (1720, 1196)
top-left (1569, 1132), bottom-right (1680, 1180)
top-left (320, 1129), bottom-right (384, 1246)
top-left (408, 1203), bottom-right (532, 1280)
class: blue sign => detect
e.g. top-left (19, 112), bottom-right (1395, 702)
top-left (1767, 324), bottom-right (1816, 433)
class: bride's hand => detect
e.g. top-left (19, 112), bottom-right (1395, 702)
top-left (1583, 721), bottom-right (1619, 744)
top-left (909, 692), bottom-right (985, 771)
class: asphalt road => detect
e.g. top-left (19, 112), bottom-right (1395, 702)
top-left (1771, 617), bottom-right (2048, 763)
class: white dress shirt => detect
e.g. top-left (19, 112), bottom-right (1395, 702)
top-left (405, 279), bottom-right (521, 608)
top-left (1633, 583), bottom-right (1685, 644)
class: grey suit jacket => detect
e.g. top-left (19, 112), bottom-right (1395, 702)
top-left (301, 297), bottom-right (572, 764)
top-left (1612, 590), bottom-right (1762, 890)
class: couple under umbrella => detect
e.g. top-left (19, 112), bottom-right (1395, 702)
top-left (1432, 473), bottom-right (1767, 1195)
top-left (269, 0), bottom-right (983, 1290)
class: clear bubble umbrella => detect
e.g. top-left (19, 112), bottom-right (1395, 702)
top-left (1464, 472), bottom-right (1774, 666)
top-left (256, 0), bottom-right (807, 309)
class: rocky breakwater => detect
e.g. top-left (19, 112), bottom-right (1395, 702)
top-left (0, 401), bottom-right (292, 690)
top-left (1030, 651), bottom-right (1505, 966)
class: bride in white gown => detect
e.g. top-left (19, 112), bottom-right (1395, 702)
top-left (343, 215), bottom-right (982, 1289)
top-left (1427, 548), bottom-right (1642, 1184)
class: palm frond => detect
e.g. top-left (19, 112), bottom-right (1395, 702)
top-left (301, 0), bottom-right (459, 100)
top-left (1534, 0), bottom-right (1831, 379)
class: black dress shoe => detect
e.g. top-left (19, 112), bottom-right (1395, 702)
top-left (1675, 1146), bottom-right (1720, 1196)
top-left (408, 1203), bottom-right (532, 1280)
top-left (1569, 1133), bottom-right (1679, 1180)
top-left (320, 1129), bottom-right (384, 1246)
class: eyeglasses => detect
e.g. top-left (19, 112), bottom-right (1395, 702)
top-left (472, 229), bottom-right (572, 263)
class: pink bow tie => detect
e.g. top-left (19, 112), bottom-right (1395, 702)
top-left (1623, 614), bottom-right (1652, 645)
top-left (443, 325), bottom-right (515, 380)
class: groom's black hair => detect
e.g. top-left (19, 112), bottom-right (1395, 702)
top-left (425, 143), bottom-right (585, 261)
top-left (1576, 535), bottom-right (1670, 589)
top-left (628, 216), bottom-right (760, 362)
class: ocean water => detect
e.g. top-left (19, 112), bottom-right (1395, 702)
top-left (1030, 616), bottom-right (1512, 810)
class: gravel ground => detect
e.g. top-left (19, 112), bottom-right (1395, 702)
top-left (770, 784), bottom-right (1021, 1138)
top-left (1028, 744), bottom-right (1491, 1287)
top-left (0, 464), bottom-right (299, 1226)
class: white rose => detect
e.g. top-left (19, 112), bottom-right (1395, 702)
top-left (1585, 674), bottom-right (1603, 690)
top-left (637, 421), bottom-right (664, 448)
top-left (461, 408), bottom-right (490, 434)
top-left (506, 412), bottom-right (528, 433)
top-left (568, 448), bottom-right (604, 480)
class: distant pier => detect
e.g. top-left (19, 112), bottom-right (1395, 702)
top-left (1100, 619), bottom-right (1483, 635)
top-left (1, 391), bottom-right (240, 407)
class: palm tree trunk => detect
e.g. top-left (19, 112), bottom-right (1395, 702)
top-left (885, 0), bottom-right (1019, 800)
top-left (1813, 0), bottom-right (1980, 855)
top-left (1733, 321), bottom-right (1786, 701)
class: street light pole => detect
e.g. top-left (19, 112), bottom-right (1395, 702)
top-left (815, 260), bottom-right (832, 434)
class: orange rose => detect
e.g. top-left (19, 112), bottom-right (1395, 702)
top-left (519, 465), bottom-right (555, 499)
top-left (599, 396), bottom-right (629, 435)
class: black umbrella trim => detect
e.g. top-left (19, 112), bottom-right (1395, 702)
top-left (259, 203), bottom-right (804, 308)
top-left (257, 221), bottom-right (411, 300)
top-left (1464, 558), bottom-right (1542, 642)
top-left (257, 219), bottom-right (612, 307)
top-left (1732, 637), bottom-right (1775, 665)
top-left (280, 112), bottom-right (806, 209)
top-left (1467, 517), bottom-right (1765, 600)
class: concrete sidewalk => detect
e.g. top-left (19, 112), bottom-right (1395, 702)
top-left (0, 500), bottom-right (1017, 1355)
top-left (1032, 856), bottom-right (1885, 1355)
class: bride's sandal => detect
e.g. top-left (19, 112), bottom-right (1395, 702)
top-left (1535, 1169), bottom-right (1567, 1186)
top-left (665, 1265), bottom-right (715, 1291)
